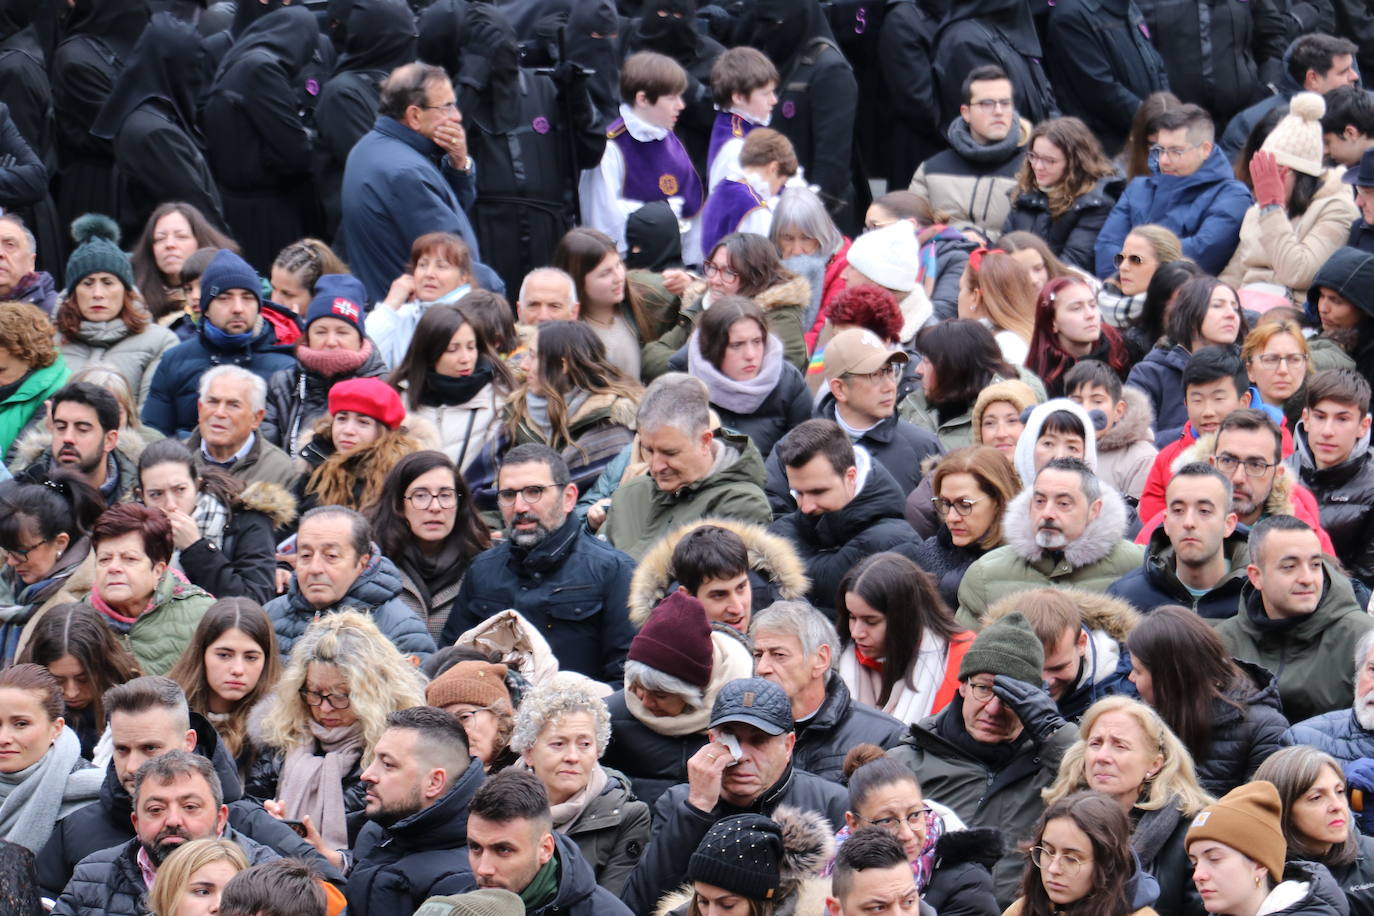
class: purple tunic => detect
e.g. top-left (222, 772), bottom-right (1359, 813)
top-left (701, 178), bottom-right (767, 255)
top-left (708, 112), bottom-right (759, 178)
top-left (608, 117), bottom-right (704, 218)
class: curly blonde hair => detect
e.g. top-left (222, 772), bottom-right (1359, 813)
top-left (258, 611), bottom-right (426, 762)
top-left (1043, 696), bottom-right (1212, 816)
top-left (147, 838), bottom-right (248, 916)
top-left (0, 302), bottom-right (59, 367)
top-left (510, 672), bottom-right (613, 756)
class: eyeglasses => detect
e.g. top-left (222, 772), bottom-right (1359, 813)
top-left (298, 689), bottom-right (351, 709)
top-left (704, 262), bottom-right (739, 281)
top-left (971, 98), bottom-right (1014, 112)
top-left (864, 805), bottom-right (933, 833)
top-left (965, 681), bottom-right (997, 703)
top-left (1030, 846), bottom-right (1090, 875)
top-left (453, 707), bottom-right (494, 726)
top-left (1026, 152), bottom-right (1062, 168)
top-left (1251, 353), bottom-right (1309, 369)
top-left (405, 488), bottom-right (459, 509)
top-left (421, 101), bottom-right (459, 113)
top-left (1150, 142), bottom-right (1202, 160)
top-left (932, 496), bottom-right (986, 517)
top-left (1214, 454), bottom-right (1278, 477)
top-left (844, 363), bottom-right (902, 384)
top-left (3, 538), bottom-right (49, 561)
top-left (496, 484), bottom-right (557, 506)
top-left (1113, 252), bottom-right (1146, 268)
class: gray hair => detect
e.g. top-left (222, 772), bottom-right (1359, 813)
top-left (623, 659), bottom-right (707, 710)
top-left (510, 673), bottom-right (613, 756)
top-left (1355, 630), bottom-right (1374, 672)
top-left (1036, 457), bottom-right (1101, 503)
top-left (104, 675), bottom-right (190, 730)
top-left (133, 749), bottom-right (223, 810)
top-left (0, 213), bottom-right (36, 255)
top-left (750, 600), bottom-right (839, 674)
top-left (298, 506), bottom-right (372, 558)
top-left (518, 267), bottom-right (578, 306)
top-left (198, 365), bottom-right (267, 414)
top-left (379, 62), bottom-right (450, 120)
top-left (637, 372), bottom-right (711, 436)
top-left (769, 187), bottom-right (843, 258)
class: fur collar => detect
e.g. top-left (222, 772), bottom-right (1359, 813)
top-left (1173, 432), bottom-right (1298, 517)
top-left (984, 585), bottom-right (1139, 639)
top-left (236, 481), bottom-right (297, 528)
top-left (1098, 386), bottom-right (1155, 452)
top-left (1003, 483), bottom-right (1131, 568)
top-left (683, 274), bottom-right (812, 314)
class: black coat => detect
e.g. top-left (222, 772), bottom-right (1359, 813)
top-left (0, 28), bottom-right (62, 279)
top-left (345, 758), bottom-right (486, 916)
top-left (876, 0), bottom-right (943, 187)
top-left (794, 677), bottom-right (906, 783)
top-left (934, 2), bottom-right (1058, 127)
top-left (1194, 659), bottom-right (1290, 796)
top-left (1318, 833), bottom-right (1374, 916)
top-left (524, 832), bottom-right (635, 916)
top-left (602, 690), bottom-right (709, 811)
top-left (899, 528), bottom-right (990, 610)
top-left (925, 826), bottom-right (1003, 916)
top-left (245, 741), bottom-right (369, 848)
top-left (178, 481), bottom-right (294, 604)
top-left (1291, 428), bottom-right (1374, 591)
top-left (1107, 527), bottom-right (1250, 620)
top-left (1004, 176), bottom-right (1123, 271)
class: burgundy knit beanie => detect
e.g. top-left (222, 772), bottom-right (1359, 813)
top-left (629, 591), bottom-right (713, 689)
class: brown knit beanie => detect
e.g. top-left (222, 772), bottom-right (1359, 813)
top-left (1185, 780), bottom-right (1287, 880)
top-left (426, 661), bottom-right (511, 709)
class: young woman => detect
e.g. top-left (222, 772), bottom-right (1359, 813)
top-left (249, 611), bottom-right (426, 865)
top-left (137, 439), bottom-right (288, 604)
top-left (1126, 606), bottom-right (1289, 797)
top-left (0, 664), bottom-right (104, 852)
top-left (1099, 225), bottom-right (1183, 330)
top-left (1001, 231), bottom-right (1094, 293)
top-left (1241, 320), bottom-right (1310, 429)
top-left (1005, 117), bottom-right (1121, 271)
top-left (147, 837), bottom-right (249, 916)
top-left (1007, 790), bottom-right (1162, 916)
top-left (905, 446), bottom-right (1021, 607)
top-left (1121, 259), bottom-right (1205, 361)
top-left (1013, 399), bottom-right (1099, 484)
top-left (0, 474), bottom-right (104, 664)
top-left (0, 304), bottom-right (69, 462)
top-left (865, 190), bottom-right (978, 321)
top-left (957, 250), bottom-right (1037, 366)
top-left (836, 553), bottom-right (973, 725)
top-left (269, 239), bottom-right (349, 315)
top-left (1025, 276), bottom-right (1131, 398)
top-left (298, 377), bottom-right (424, 515)
top-left (17, 602), bottom-right (140, 759)
top-left (424, 660), bottom-right (519, 773)
top-left (370, 232), bottom-right (475, 368)
top-left (168, 598), bottom-right (282, 783)
top-left (1043, 697), bottom-right (1213, 916)
top-left (836, 745), bottom-right (999, 916)
top-left (684, 295), bottom-right (810, 456)
top-left (367, 451), bottom-right (490, 641)
top-left (55, 215), bottom-right (178, 410)
top-left (770, 186), bottom-right (851, 346)
top-left (130, 202), bottom-right (239, 327)
top-left (511, 673), bottom-right (651, 895)
top-left (390, 305), bottom-right (512, 472)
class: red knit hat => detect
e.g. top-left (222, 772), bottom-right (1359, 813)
top-left (629, 591), bottom-right (713, 689)
top-left (327, 377), bottom-right (405, 429)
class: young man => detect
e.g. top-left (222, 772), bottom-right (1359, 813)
top-left (825, 827), bottom-right (922, 915)
top-left (707, 46), bottom-right (779, 191)
top-left (580, 51), bottom-right (703, 260)
top-left (12, 381), bottom-right (128, 504)
top-left (1065, 359), bottom-right (1156, 501)
top-left (1324, 85), bottom-right (1374, 168)
top-left (1289, 368), bottom-right (1374, 589)
top-left (699, 127), bottom-right (797, 254)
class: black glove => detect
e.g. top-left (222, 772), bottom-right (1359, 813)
top-left (992, 675), bottom-right (1067, 745)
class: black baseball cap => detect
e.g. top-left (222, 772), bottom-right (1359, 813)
top-left (709, 677), bottom-right (794, 736)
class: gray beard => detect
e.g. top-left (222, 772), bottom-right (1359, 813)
top-left (1355, 690), bottom-right (1374, 731)
top-left (1035, 528), bottom-right (1068, 550)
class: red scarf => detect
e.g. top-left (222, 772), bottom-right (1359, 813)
top-left (854, 646), bottom-right (885, 672)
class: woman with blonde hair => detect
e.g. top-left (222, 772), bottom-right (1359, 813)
top-left (147, 837), bottom-right (249, 916)
top-left (1099, 225), bottom-right (1183, 329)
top-left (957, 250), bottom-right (1037, 365)
top-left (247, 611), bottom-right (426, 867)
top-left (1044, 696), bottom-right (1213, 915)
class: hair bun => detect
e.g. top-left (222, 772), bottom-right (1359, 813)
top-left (1288, 92), bottom-right (1326, 122)
top-left (70, 213), bottom-right (121, 247)
top-left (843, 743), bottom-right (889, 778)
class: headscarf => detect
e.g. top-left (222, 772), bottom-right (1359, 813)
top-left (91, 12), bottom-right (212, 141)
top-left (333, 0), bottom-right (416, 76)
top-left (62, 0), bottom-right (148, 46)
top-left (564, 0), bottom-right (621, 122)
top-left (458, 2), bottom-right (520, 133)
top-left (940, 0), bottom-right (1041, 57)
top-left (748, 0), bottom-right (835, 76)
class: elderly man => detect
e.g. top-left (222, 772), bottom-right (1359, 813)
top-left (517, 268), bottom-right (580, 325)
top-left (141, 249), bottom-right (300, 438)
top-left (0, 213), bottom-right (56, 312)
top-left (1285, 630), bottom-right (1374, 765)
top-left (184, 365), bottom-right (297, 490)
top-left (440, 443), bottom-right (636, 683)
top-left (750, 600), bottom-right (904, 780)
top-left (890, 612), bottom-right (1076, 905)
top-left (622, 676), bottom-right (848, 915)
top-left (12, 382), bottom-right (131, 504)
top-left (339, 62), bottom-right (501, 301)
top-left (264, 506), bottom-right (434, 661)
top-left (601, 373), bottom-right (771, 561)
top-left (958, 457), bottom-right (1142, 625)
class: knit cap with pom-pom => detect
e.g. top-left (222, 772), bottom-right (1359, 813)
top-left (1261, 92), bottom-right (1328, 178)
top-left (65, 213), bottom-right (135, 291)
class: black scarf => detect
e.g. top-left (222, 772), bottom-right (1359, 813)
top-left (419, 360), bottom-right (494, 407)
top-left (936, 696), bottom-right (1022, 770)
top-left (394, 536), bottom-right (469, 611)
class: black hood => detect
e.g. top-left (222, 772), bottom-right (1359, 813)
top-left (64, 0), bottom-right (148, 45)
top-left (1305, 247), bottom-right (1374, 323)
top-left (335, 0), bottom-right (416, 75)
top-left (941, 0), bottom-right (1041, 57)
top-left (230, 0), bottom-right (288, 36)
top-left (457, 1), bottom-right (520, 131)
top-left (326, 0), bottom-right (354, 48)
top-left (212, 4), bottom-right (319, 90)
top-left (625, 201), bottom-right (683, 270)
top-left (0, 0), bottom-right (42, 39)
top-left (564, 0), bottom-right (622, 117)
top-left (633, 0), bottom-right (699, 61)
top-left (748, 0), bottom-right (834, 73)
top-left (91, 12), bottom-right (212, 140)
top-left (417, 0), bottom-right (466, 76)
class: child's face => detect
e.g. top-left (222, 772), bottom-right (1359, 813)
top-left (1185, 378), bottom-right (1248, 436)
top-left (1068, 384), bottom-right (1123, 438)
top-left (636, 91), bottom-right (685, 131)
top-left (733, 83), bottom-right (778, 123)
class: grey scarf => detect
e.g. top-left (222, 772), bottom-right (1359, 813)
top-left (687, 330), bottom-right (785, 414)
top-left (1132, 799), bottom-right (1185, 869)
top-left (170, 492), bottom-right (231, 574)
top-left (526, 389), bottom-right (590, 440)
top-left (72, 319), bottom-right (130, 347)
top-left (0, 727), bottom-right (102, 852)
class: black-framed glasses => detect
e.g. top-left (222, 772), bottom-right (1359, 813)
top-left (971, 98), bottom-right (1013, 112)
top-left (1214, 454), bottom-right (1278, 477)
top-left (405, 488), bottom-right (459, 510)
top-left (864, 805), bottom-right (932, 833)
top-left (496, 484), bottom-right (557, 507)
top-left (932, 496), bottom-right (986, 517)
top-left (1030, 846), bottom-right (1090, 875)
top-left (1113, 252), bottom-right (1146, 268)
top-left (299, 689), bottom-right (351, 709)
top-left (844, 363), bottom-right (902, 384)
top-left (3, 538), bottom-right (49, 562)
top-left (704, 262), bottom-right (739, 281)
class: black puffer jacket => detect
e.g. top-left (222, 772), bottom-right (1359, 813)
top-left (178, 480), bottom-right (296, 603)
top-left (1261, 860), bottom-right (1354, 916)
top-left (900, 527), bottom-right (991, 609)
top-left (1004, 176), bottom-right (1123, 271)
top-left (1288, 423), bottom-right (1374, 591)
top-left (924, 826), bottom-right (1003, 916)
top-left (261, 342), bottom-right (390, 458)
top-left (245, 739), bottom-right (368, 848)
top-left (794, 676), bottom-right (906, 783)
top-left (1313, 833), bottom-right (1374, 916)
top-left (602, 690), bottom-right (709, 812)
top-left (1194, 659), bottom-right (1290, 797)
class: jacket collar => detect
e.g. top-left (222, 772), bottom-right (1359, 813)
top-left (374, 114), bottom-right (445, 159)
top-left (1142, 525), bottom-right (1250, 598)
top-left (377, 756), bottom-right (485, 847)
top-left (509, 514), bottom-right (582, 575)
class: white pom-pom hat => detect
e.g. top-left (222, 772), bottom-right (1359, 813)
top-left (1261, 92), bottom-right (1328, 177)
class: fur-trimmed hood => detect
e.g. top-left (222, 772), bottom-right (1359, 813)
top-left (1004, 482), bottom-right (1132, 568)
top-left (1098, 386), bottom-right (1156, 453)
top-left (935, 825), bottom-right (1006, 872)
top-left (683, 274), bottom-right (812, 315)
top-left (8, 422), bottom-right (158, 472)
top-left (236, 480), bottom-right (296, 528)
top-left (628, 517), bottom-right (810, 624)
top-left (983, 585), bottom-right (1139, 640)
top-left (575, 390), bottom-right (640, 430)
top-left (1172, 431), bottom-right (1301, 517)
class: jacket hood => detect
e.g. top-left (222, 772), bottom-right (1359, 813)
top-left (1003, 481), bottom-right (1133, 568)
top-left (335, 0), bottom-right (416, 75)
top-left (935, 826), bottom-right (1006, 870)
top-left (1126, 852), bottom-right (1162, 911)
top-left (972, 379), bottom-right (1040, 443)
top-left (1305, 247), bottom-right (1374, 322)
top-left (628, 517), bottom-right (810, 624)
top-left (1217, 658), bottom-right (1285, 726)
top-left (737, 274), bottom-right (812, 314)
top-left (382, 756), bottom-right (484, 847)
top-left (790, 452), bottom-right (909, 546)
top-left (1098, 386), bottom-right (1156, 452)
top-left (236, 480), bottom-right (298, 529)
top-left (1014, 398), bottom-right (1100, 483)
top-left (546, 830), bottom-right (603, 909)
top-left (1257, 860), bottom-right (1349, 916)
top-left (284, 544), bottom-right (404, 614)
top-left (9, 422), bottom-right (152, 470)
top-left (944, 114), bottom-right (1029, 166)
top-left (985, 585), bottom-right (1139, 641)
top-left (1238, 558), bottom-right (1363, 642)
top-left (1288, 418), bottom-right (1372, 481)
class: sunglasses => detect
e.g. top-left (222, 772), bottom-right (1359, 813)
top-left (1113, 252), bottom-right (1146, 268)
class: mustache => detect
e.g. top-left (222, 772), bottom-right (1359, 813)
top-left (1037, 520), bottom-right (1062, 531)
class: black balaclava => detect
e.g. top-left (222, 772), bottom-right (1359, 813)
top-left (748, 0), bottom-right (829, 74)
top-left (335, 0), bottom-right (417, 76)
top-left (0, 0), bottom-right (43, 39)
top-left (417, 0), bottom-right (467, 78)
top-left (625, 201), bottom-right (683, 271)
top-left (565, 0), bottom-right (622, 119)
top-left (634, 0), bottom-right (698, 62)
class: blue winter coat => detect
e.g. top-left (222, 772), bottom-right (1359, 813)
top-left (264, 549), bottom-right (435, 661)
top-left (1284, 708), bottom-right (1374, 766)
top-left (1094, 146), bottom-right (1253, 277)
top-left (1124, 343), bottom-right (1191, 441)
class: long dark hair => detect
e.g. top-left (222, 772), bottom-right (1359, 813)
top-left (916, 320), bottom-right (1016, 414)
top-left (1129, 260), bottom-right (1204, 348)
top-left (1017, 791), bottom-right (1136, 916)
top-left (17, 602), bottom-right (141, 728)
top-left (388, 304), bottom-right (512, 406)
top-left (1125, 605), bottom-right (1247, 763)
top-left (697, 295), bottom-right (769, 371)
top-left (553, 227), bottom-right (655, 341)
top-left (367, 451), bottom-right (490, 569)
top-left (131, 202), bottom-right (240, 319)
top-left (1166, 276), bottom-right (1249, 350)
top-left (837, 553), bottom-right (962, 706)
top-left (1026, 277), bottom-right (1130, 394)
top-left (0, 471), bottom-right (105, 552)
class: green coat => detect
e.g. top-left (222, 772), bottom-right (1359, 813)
top-left (1216, 562), bottom-right (1374, 723)
top-left (87, 570), bottom-right (214, 676)
top-left (899, 366), bottom-right (1047, 451)
top-left (0, 358), bottom-right (69, 462)
top-left (601, 429), bottom-right (772, 562)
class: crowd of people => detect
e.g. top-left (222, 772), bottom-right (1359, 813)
top-left (9, 1), bottom-right (1374, 916)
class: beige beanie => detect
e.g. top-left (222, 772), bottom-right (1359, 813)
top-left (1261, 92), bottom-right (1327, 177)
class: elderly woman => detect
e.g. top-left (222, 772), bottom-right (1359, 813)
top-left (85, 504), bottom-right (214, 676)
top-left (1044, 696), bottom-right (1213, 916)
top-left (425, 660), bottom-right (519, 773)
top-left (601, 592), bottom-right (754, 808)
top-left (0, 303), bottom-right (69, 462)
top-left (511, 673), bottom-right (651, 894)
top-left (369, 232), bottom-right (474, 367)
top-left (770, 186), bottom-right (851, 350)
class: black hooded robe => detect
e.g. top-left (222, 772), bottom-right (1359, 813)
top-left (932, 0), bottom-right (1058, 127)
top-left (0, 2), bottom-right (63, 278)
top-left (564, 0), bottom-right (627, 129)
top-left (202, 6), bottom-right (319, 272)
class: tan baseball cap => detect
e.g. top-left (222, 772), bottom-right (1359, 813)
top-left (823, 328), bottom-right (909, 383)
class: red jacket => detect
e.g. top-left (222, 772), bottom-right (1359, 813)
top-left (1137, 421), bottom-right (1295, 524)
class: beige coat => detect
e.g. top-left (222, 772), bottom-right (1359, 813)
top-left (1220, 169), bottom-right (1359, 303)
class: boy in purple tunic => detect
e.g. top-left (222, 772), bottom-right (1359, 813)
top-left (707, 47), bottom-right (780, 193)
top-left (580, 51), bottom-right (705, 263)
top-left (700, 128), bottom-right (798, 255)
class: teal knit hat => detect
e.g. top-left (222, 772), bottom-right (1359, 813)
top-left (66, 214), bottom-right (135, 291)
top-left (959, 612), bottom-right (1045, 686)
